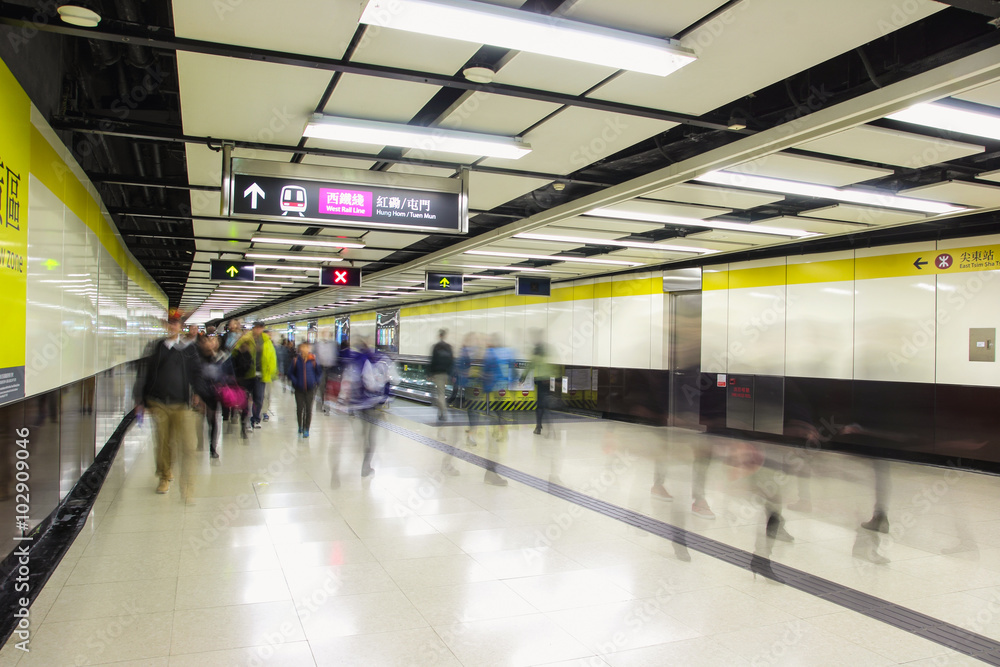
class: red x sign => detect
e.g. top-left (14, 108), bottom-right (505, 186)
top-left (334, 270), bottom-right (348, 284)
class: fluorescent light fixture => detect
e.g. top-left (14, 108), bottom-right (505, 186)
top-left (586, 208), bottom-right (816, 238)
top-left (252, 236), bottom-right (365, 249)
top-left (515, 232), bottom-right (714, 254)
top-left (695, 171), bottom-right (965, 215)
top-left (254, 264), bottom-right (322, 272)
top-left (245, 253), bottom-right (343, 263)
top-left (254, 274), bottom-right (308, 280)
top-left (465, 250), bottom-right (644, 266)
top-left (887, 101), bottom-right (1000, 142)
top-left (252, 281), bottom-right (294, 286)
top-left (450, 264), bottom-right (573, 274)
top-left (467, 275), bottom-right (515, 280)
top-left (304, 114), bottom-right (530, 159)
top-left (360, 0), bottom-right (696, 77)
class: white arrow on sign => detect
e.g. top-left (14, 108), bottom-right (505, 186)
top-left (243, 182), bottom-right (265, 209)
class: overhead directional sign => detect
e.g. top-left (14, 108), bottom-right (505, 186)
top-left (515, 276), bottom-right (551, 297)
top-left (319, 266), bottom-right (362, 287)
top-left (426, 272), bottom-right (464, 293)
top-left (223, 158), bottom-right (469, 234)
top-left (211, 259), bottom-right (255, 282)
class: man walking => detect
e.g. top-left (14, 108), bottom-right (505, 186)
top-left (427, 329), bottom-right (454, 422)
top-left (133, 309), bottom-right (203, 502)
top-left (231, 321), bottom-right (276, 437)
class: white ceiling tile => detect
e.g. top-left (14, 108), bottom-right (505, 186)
top-left (728, 152), bottom-right (893, 186)
top-left (954, 79), bottom-right (1000, 108)
top-left (361, 231), bottom-right (428, 249)
top-left (901, 180), bottom-right (1000, 208)
top-left (386, 163), bottom-right (457, 178)
top-left (323, 74), bottom-right (440, 123)
top-left (352, 27), bottom-right (481, 76)
top-left (752, 216), bottom-right (860, 234)
top-left (469, 172), bottom-right (551, 210)
top-left (480, 107), bottom-right (675, 174)
top-left (976, 169), bottom-right (1000, 184)
top-left (492, 53), bottom-right (616, 96)
top-left (299, 153), bottom-right (379, 170)
top-left (686, 230), bottom-right (770, 245)
top-left (799, 204), bottom-right (926, 225)
top-left (563, 0), bottom-right (728, 38)
top-left (551, 217), bottom-right (663, 234)
top-left (607, 199), bottom-right (731, 220)
top-left (533, 226), bottom-right (625, 240)
top-left (588, 0), bottom-right (942, 115)
top-left (304, 136), bottom-right (389, 158)
top-left (172, 0), bottom-right (359, 59)
top-left (339, 248), bottom-right (395, 262)
top-left (797, 125), bottom-right (984, 168)
top-left (439, 92), bottom-right (562, 136)
top-left (193, 219), bottom-right (254, 240)
top-left (644, 182), bottom-right (783, 209)
top-left (177, 53), bottom-right (329, 141)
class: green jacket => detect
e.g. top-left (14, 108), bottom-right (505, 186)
top-left (525, 343), bottom-right (558, 381)
top-left (233, 333), bottom-right (278, 382)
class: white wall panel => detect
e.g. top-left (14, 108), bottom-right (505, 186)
top-left (60, 208), bottom-right (97, 385)
top-left (571, 298), bottom-right (596, 366)
top-left (701, 265), bottom-right (729, 373)
top-left (595, 297), bottom-right (614, 368)
top-left (611, 295), bottom-right (652, 369)
top-left (548, 300), bottom-right (574, 365)
top-left (727, 286), bottom-right (787, 376)
top-left (854, 276), bottom-right (937, 383)
top-left (786, 282), bottom-right (854, 379)
top-left (935, 269), bottom-right (1000, 387)
top-left (650, 292), bottom-right (666, 370)
top-left (25, 176), bottom-right (65, 395)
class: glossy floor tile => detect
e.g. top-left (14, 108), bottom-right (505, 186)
top-left (3, 392), bottom-right (999, 666)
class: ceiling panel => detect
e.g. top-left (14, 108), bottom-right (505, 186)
top-left (533, 226), bottom-right (627, 241)
top-left (492, 53), bottom-right (616, 96)
top-left (439, 92), bottom-right (562, 136)
top-left (386, 164), bottom-right (457, 178)
top-left (479, 107), bottom-right (676, 174)
top-left (550, 217), bottom-right (664, 234)
top-left (978, 169), bottom-right (1000, 184)
top-left (799, 204), bottom-right (927, 225)
top-left (686, 230), bottom-right (776, 245)
top-left (193, 219), bottom-right (253, 240)
top-left (172, 0), bottom-right (359, 59)
top-left (598, 199), bottom-right (730, 220)
top-left (185, 145), bottom-right (296, 188)
top-left (339, 248), bottom-right (395, 262)
top-left (643, 183), bottom-right (784, 209)
top-left (177, 52), bottom-right (329, 141)
top-left (901, 180), bottom-right (1000, 208)
top-left (953, 79), bottom-right (1000, 107)
top-left (469, 172), bottom-right (551, 210)
top-left (299, 154), bottom-right (379, 170)
top-left (360, 231), bottom-right (428, 249)
top-left (351, 27), bottom-right (482, 75)
top-left (796, 125), bottom-right (984, 168)
top-left (588, 0), bottom-right (941, 115)
top-left (752, 216), bottom-right (861, 234)
top-left (727, 152), bottom-right (893, 186)
top-left (563, 0), bottom-right (728, 38)
top-left (323, 74), bottom-right (440, 123)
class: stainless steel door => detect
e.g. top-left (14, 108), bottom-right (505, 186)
top-left (668, 291), bottom-right (702, 429)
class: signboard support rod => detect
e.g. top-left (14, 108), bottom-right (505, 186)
top-left (220, 143), bottom-right (233, 216)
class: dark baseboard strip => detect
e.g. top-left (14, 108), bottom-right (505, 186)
top-left (0, 410), bottom-right (136, 647)
top-left (369, 414), bottom-right (1000, 665)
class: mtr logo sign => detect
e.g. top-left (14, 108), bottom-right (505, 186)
top-left (320, 267), bottom-right (362, 287)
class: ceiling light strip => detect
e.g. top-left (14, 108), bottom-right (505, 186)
top-left (584, 209), bottom-right (816, 238)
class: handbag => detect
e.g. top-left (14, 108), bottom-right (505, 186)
top-left (216, 383), bottom-right (247, 411)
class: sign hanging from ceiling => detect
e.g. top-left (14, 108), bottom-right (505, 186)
top-left (210, 259), bottom-right (255, 282)
top-left (515, 276), bottom-right (551, 297)
top-left (425, 272), bottom-right (464, 293)
top-left (222, 156), bottom-right (469, 234)
top-left (319, 266), bottom-right (362, 287)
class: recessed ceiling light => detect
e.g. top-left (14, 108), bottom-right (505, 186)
top-left (585, 208), bottom-right (815, 238)
top-left (245, 253), bottom-right (344, 263)
top-left (515, 232), bottom-right (714, 253)
top-left (251, 236), bottom-right (365, 249)
top-left (465, 250), bottom-right (643, 266)
top-left (887, 101), bottom-right (1000, 142)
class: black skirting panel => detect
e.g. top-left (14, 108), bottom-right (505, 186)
top-left (700, 373), bottom-right (1000, 469)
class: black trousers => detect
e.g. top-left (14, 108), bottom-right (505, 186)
top-left (295, 386), bottom-right (317, 431)
top-left (239, 378), bottom-right (264, 426)
top-left (535, 380), bottom-right (550, 431)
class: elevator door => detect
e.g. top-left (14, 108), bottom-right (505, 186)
top-left (668, 291), bottom-right (702, 429)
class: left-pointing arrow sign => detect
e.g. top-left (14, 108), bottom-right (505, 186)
top-left (244, 182), bottom-right (265, 209)
top-left (913, 257), bottom-right (928, 270)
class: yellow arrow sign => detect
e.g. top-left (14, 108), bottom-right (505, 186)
top-left (226, 266), bottom-right (240, 277)
top-left (439, 277), bottom-right (450, 288)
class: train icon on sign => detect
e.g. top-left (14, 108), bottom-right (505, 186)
top-left (280, 185), bottom-right (307, 216)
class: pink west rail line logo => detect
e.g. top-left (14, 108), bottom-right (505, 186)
top-left (319, 188), bottom-right (372, 217)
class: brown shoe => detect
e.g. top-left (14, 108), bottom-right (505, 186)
top-left (156, 479), bottom-right (170, 494)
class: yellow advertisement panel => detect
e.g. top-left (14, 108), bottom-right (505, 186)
top-left (0, 57), bottom-right (29, 403)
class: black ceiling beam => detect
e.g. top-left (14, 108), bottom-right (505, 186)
top-left (53, 117), bottom-right (616, 188)
top-left (936, 0), bottom-right (1000, 18)
top-left (0, 5), bottom-right (742, 132)
top-left (92, 175), bottom-right (220, 191)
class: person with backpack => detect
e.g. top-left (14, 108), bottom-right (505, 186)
top-left (427, 329), bottom-right (454, 422)
top-left (288, 341), bottom-right (320, 438)
top-left (350, 338), bottom-right (398, 477)
top-left (480, 334), bottom-right (513, 486)
top-left (231, 321), bottom-right (276, 439)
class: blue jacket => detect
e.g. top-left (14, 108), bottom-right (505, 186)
top-left (288, 355), bottom-right (320, 391)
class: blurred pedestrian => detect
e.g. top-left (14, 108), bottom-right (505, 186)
top-left (427, 329), bottom-right (454, 422)
top-left (231, 321), bottom-right (276, 438)
top-left (315, 333), bottom-right (338, 413)
top-left (195, 334), bottom-right (234, 459)
top-left (522, 328), bottom-right (556, 436)
top-left (133, 309), bottom-right (203, 502)
top-left (289, 341), bottom-right (320, 438)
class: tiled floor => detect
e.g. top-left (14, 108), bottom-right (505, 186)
top-left (1, 391), bottom-right (998, 666)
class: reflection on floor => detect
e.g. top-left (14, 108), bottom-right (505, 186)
top-left (2, 387), bottom-right (998, 666)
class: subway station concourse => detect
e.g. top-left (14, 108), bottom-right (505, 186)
top-left (5, 0), bottom-right (1000, 665)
